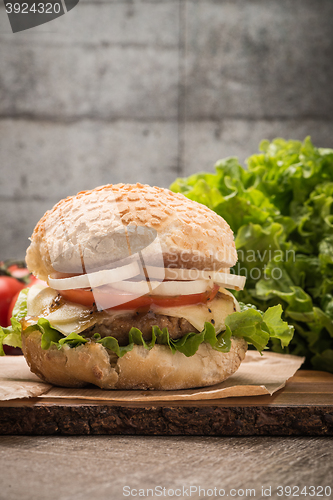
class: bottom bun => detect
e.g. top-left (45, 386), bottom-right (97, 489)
top-left (22, 330), bottom-right (248, 390)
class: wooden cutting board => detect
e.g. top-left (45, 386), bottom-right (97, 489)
top-left (0, 370), bottom-right (332, 436)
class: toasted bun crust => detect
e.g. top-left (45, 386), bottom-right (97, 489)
top-left (26, 183), bottom-right (237, 281)
top-left (22, 330), bottom-right (247, 390)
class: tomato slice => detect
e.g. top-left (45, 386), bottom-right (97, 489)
top-left (59, 288), bottom-right (97, 308)
top-left (59, 284), bottom-right (219, 310)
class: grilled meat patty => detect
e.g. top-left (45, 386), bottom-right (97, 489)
top-left (83, 310), bottom-right (199, 345)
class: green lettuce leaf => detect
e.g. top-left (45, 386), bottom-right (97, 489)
top-left (170, 137), bottom-right (333, 372)
top-left (12, 288), bottom-right (29, 321)
top-left (0, 288), bottom-right (29, 353)
top-left (224, 304), bottom-right (293, 352)
top-left (58, 332), bottom-right (89, 348)
top-left (98, 335), bottom-right (134, 358)
top-left (38, 318), bottom-right (63, 349)
top-left (262, 305), bottom-right (294, 347)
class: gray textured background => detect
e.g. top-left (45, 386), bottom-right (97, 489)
top-left (1, 0), bottom-right (333, 259)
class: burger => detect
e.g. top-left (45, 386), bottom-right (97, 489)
top-left (0, 183), bottom-right (292, 390)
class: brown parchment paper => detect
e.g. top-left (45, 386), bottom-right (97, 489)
top-left (0, 351), bottom-right (304, 402)
top-left (0, 356), bottom-right (52, 401)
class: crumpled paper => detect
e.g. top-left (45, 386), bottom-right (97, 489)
top-left (0, 351), bottom-right (305, 402)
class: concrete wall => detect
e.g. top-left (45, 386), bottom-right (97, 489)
top-left (1, 0), bottom-right (333, 259)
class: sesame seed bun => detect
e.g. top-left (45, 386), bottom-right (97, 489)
top-left (25, 183), bottom-right (237, 281)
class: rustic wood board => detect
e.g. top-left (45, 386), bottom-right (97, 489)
top-left (0, 370), bottom-right (332, 436)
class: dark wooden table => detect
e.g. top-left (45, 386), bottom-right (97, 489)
top-left (1, 370), bottom-right (333, 499)
top-left (1, 370), bottom-right (333, 436)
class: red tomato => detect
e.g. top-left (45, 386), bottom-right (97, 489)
top-left (7, 264), bottom-right (41, 286)
top-left (0, 277), bottom-right (25, 327)
top-left (7, 265), bottom-right (31, 280)
top-left (59, 288), bottom-right (98, 307)
top-left (59, 284), bottom-right (219, 310)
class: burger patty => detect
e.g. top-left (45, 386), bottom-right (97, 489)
top-left (83, 311), bottom-right (199, 345)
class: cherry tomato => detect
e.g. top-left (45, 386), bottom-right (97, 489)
top-left (0, 277), bottom-right (25, 327)
top-left (59, 284), bottom-right (220, 310)
top-left (7, 265), bottom-right (31, 280)
top-left (7, 264), bottom-right (40, 286)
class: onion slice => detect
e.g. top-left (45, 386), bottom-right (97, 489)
top-left (145, 267), bottom-right (246, 291)
top-left (48, 261), bottom-right (141, 291)
top-left (48, 263), bottom-right (245, 293)
top-left (111, 279), bottom-right (213, 296)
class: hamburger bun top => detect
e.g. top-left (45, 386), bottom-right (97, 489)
top-left (26, 183), bottom-right (237, 281)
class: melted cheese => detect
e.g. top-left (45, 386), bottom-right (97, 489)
top-left (27, 284), bottom-right (58, 317)
top-left (26, 285), bottom-right (239, 336)
top-left (27, 285), bottom-right (96, 335)
top-left (153, 288), bottom-right (238, 333)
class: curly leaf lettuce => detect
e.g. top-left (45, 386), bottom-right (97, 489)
top-left (97, 322), bottom-right (225, 358)
top-left (171, 137), bottom-right (333, 372)
top-left (225, 304), bottom-right (293, 352)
